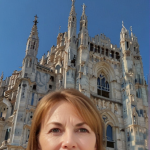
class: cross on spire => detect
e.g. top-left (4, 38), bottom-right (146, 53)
top-left (82, 3), bottom-right (86, 13)
top-left (33, 15), bottom-right (38, 25)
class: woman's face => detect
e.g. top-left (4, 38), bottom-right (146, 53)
top-left (38, 101), bottom-right (97, 150)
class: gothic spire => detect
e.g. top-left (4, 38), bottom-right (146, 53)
top-left (130, 26), bottom-right (137, 41)
top-left (25, 15), bottom-right (39, 57)
top-left (33, 15), bottom-right (38, 25)
top-left (70, 0), bottom-right (76, 16)
top-left (121, 21), bottom-right (127, 33)
top-left (80, 3), bottom-right (87, 22)
top-left (29, 15), bottom-right (39, 39)
top-left (68, 0), bottom-right (77, 39)
top-left (82, 3), bottom-right (86, 15)
top-left (80, 3), bottom-right (88, 31)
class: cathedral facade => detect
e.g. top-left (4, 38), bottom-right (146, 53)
top-left (0, 1), bottom-right (148, 150)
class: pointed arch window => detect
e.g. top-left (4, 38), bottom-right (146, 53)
top-left (56, 65), bottom-right (61, 74)
top-left (126, 41), bottom-right (129, 49)
top-left (97, 74), bottom-right (109, 98)
top-left (136, 87), bottom-right (142, 98)
top-left (30, 41), bottom-right (36, 49)
top-left (136, 74), bottom-right (143, 85)
top-left (98, 46), bottom-right (100, 53)
top-left (106, 125), bottom-right (114, 148)
top-left (90, 43), bottom-right (93, 51)
top-left (5, 128), bottom-right (11, 141)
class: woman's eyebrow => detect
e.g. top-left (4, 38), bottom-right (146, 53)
top-left (75, 122), bottom-right (87, 127)
top-left (46, 122), bottom-right (87, 127)
top-left (47, 122), bottom-right (63, 127)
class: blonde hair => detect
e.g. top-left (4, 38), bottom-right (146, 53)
top-left (27, 89), bottom-right (105, 150)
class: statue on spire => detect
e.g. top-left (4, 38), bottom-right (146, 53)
top-left (82, 3), bottom-right (87, 13)
top-left (33, 15), bottom-right (38, 25)
top-left (71, 0), bottom-right (75, 6)
top-left (122, 21), bottom-right (125, 28)
top-left (130, 26), bottom-right (133, 36)
top-left (130, 26), bottom-right (132, 32)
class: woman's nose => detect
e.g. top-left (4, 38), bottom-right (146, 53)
top-left (61, 131), bottom-right (77, 149)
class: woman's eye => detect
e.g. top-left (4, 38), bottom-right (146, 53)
top-left (78, 128), bottom-right (89, 133)
top-left (50, 128), bottom-right (61, 133)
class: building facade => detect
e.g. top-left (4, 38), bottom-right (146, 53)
top-left (0, 1), bottom-right (149, 150)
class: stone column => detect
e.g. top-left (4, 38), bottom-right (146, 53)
top-left (115, 127), bottom-right (121, 150)
top-left (23, 128), bottom-right (26, 145)
top-left (25, 111), bottom-right (29, 124)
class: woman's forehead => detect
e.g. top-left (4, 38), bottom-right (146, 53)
top-left (43, 101), bottom-right (85, 125)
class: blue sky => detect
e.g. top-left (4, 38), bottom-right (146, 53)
top-left (0, 0), bottom-right (149, 81)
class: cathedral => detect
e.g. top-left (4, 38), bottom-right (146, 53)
top-left (0, 1), bottom-right (148, 150)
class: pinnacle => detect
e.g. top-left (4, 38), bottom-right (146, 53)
top-left (121, 21), bottom-right (127, 33)
top-left (29, 16), bottom-right (39, 39)
top-left (82, 3), bottom-right (86, 15)
top-left (33, 15), bottom-right (38, 25)
top-left (80, 3), bottom-right (87, 21)
top-left (70, 0), bottom-right (76, 16)
top-left (0, 72), bottom-right (3, 80)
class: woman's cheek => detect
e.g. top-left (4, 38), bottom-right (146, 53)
top-left (39, 133), bottom-right (61, 150)
top-left (77, 135), bottom-right (95, 149)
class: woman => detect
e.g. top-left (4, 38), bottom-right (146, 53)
top-left (27, 89), bottom-right (105, 150)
